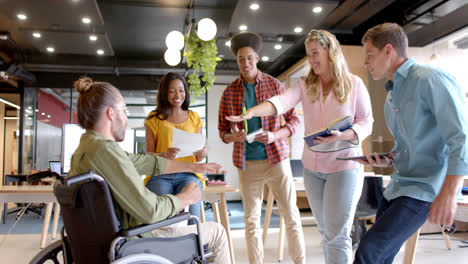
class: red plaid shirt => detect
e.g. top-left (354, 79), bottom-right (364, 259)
top-left (218, 71), bottom-right (299, 169)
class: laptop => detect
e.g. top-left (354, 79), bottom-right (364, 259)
top-left (49, 160), bottom-right (62, 176)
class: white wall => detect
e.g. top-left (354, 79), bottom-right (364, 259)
top-left (207, 75), bottom-right (241, 200)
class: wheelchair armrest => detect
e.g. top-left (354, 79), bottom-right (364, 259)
top-left (122, 212), bottom-right (191, 238)
top-left (65, 172), bottom-right (105, 187)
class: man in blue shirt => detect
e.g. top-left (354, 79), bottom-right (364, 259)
top-left (354, 23), bottom-right (468, 263)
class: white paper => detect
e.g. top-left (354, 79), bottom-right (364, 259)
top-left (172, 128), bottom-right (206, 158)
top-left (246, 128), bottom-right (264, 143)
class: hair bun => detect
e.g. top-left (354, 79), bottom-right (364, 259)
top-left (74, 77), bottom-right (93, 93)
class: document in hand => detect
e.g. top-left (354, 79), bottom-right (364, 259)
top-left (172, 128), bottom-right (206, 158)
top-left (304, 116), bottom-right (352, 148)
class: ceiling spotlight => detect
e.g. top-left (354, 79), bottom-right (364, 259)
top-left (47, 115), bottom-right (51, 118)
top-left (294, 27), bottom-right (303, 33)
top-left (239, 24), bottom-right (248, 31)
top-left (225, 40), bottom-right (231, 47)
top-left (17, 13), bottom-right (27, 20)
top-left (165, 30), bottom-right (185, 50)
top-left (97, 49), bottom-right (104, 55)
top-left (41, 112), bottom-right (45, 116)
top-left (164, 49), bottom-right (181, 66)
top-left (262, 56), bottom-right (269, 61)
top-left (82, 17), bottom-right (91, 24)
top-left (313, 6), bottom-right (323, 13)
top-left (33, 32), bottom-right (41, 38)
top-left (46, 47), bottom-right (55, 52)
top-left (274, 44), bottom-right (282, 50)
top-left (250, 3), bottom-right (260, 10)
top-left (89, 35), bottom-right (97, 41)
top-left (197, 18), bottom-right (217, 41)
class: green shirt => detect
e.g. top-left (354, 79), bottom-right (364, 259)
top-left (244, 82), bottom-right (267, 160)
top-left (68, 129), bottom-right (182, 235)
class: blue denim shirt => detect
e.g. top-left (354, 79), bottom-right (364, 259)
top-left (383, 58), bottom-right (468, 202)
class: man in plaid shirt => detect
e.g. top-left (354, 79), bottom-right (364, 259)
top-left (218, 32), bottom-right (306, 264)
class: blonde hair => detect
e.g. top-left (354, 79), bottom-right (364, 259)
top-left (304, 30), bottom-right (352, 104)
top-left (74, 77), bottom-right (121, 129)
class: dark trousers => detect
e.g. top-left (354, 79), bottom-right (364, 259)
top-left (354, 196), bottom-right (431, 264)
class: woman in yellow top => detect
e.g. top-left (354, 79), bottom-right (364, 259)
top-left (145, 72), bottom-right (207, 225)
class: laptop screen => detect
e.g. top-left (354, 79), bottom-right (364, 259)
top-left (49, 161), bottom-right (61, 175)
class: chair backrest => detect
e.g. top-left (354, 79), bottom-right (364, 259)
top-left (54, 172), bottom-right (122, 264)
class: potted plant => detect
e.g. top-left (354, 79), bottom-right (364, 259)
top-left (183, 32), bottom-right (221, 100)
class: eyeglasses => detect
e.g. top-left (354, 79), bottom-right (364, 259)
top-left (308, 29), bottom-right (327, 49)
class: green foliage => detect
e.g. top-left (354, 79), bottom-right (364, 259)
top-left (184, 32), bottom-right (221, 100)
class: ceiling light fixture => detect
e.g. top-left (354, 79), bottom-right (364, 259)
top-left (33, 32), bottom-right (41, 38)
top-left (166, 30), bottom-right (185, 50)
top-left (250, 3), bottom-right (260, 11)
top-left (197, 18), bottom-right (217, 41)
top-left (0, 98), bottom-right (20, 109)
top-left (262, 56), bottom-right (269, 61)
top-left (239, 24), bottom-right (248, 31)
top-left (89, 35), bottom-right (97, 41)
top-left (97, 49), bottom-right (104, 55)
top-left (313, 6), bottom-right (323, 14)
top-left (46, 47), bottom-right (55, 52)
top-left (294, 27), bottom-right (303, 33)
top-left (274, 44), bottom-right (282, 50)
top-left (17, 13), bottom-right (27, 20)
top-left (82, 17), bottom-right (91, 24)
top-left (164, 49), bottom-right (181, 66)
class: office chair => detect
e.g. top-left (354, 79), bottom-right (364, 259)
top-left (29, 171), bottom-right (210, 264)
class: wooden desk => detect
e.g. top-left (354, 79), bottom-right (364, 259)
top-left (201, 184), bottom-right (239, 264)
top-left (0, 186), bottom-right (61, 249)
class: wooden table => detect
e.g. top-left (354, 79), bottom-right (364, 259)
top-left (200, 184), bottom-right (239, 264)
top-left (0, 185), bottom-right (60, 248)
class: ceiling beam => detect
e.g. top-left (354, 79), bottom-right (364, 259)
top-left (337, 0), bottom-right (396, 30)
top-left (320, 0), bottom-right (368, 29)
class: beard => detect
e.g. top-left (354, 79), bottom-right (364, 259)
top-left (112, 115), bottom-right (126, 142)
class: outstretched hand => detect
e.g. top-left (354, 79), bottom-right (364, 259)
top-left (225, 111), bottom-right (253, 122)
top-left (193, 163), bottom-right (222, 174)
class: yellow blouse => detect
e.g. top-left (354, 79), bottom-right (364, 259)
top-left (144, 110), bottom-right (205, 187)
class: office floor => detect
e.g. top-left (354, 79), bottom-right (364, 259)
top-left (1, 225), bottom-right (468, 263)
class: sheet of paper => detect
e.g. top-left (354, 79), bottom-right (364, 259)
top-left (246, 128), bottom-right (263, 143)
top-left (172, 128), bottom-right (206, 158)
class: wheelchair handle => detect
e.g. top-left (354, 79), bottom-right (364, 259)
top-left (65, 172), bottom-right (105, 187)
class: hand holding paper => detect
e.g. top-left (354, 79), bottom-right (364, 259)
top-left (172, 128), bottom-right (206, 158)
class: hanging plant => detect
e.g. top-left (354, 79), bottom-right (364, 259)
top-left (183, 31), bottom-right (221, 100)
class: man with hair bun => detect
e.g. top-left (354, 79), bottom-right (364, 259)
top-left (217, 32), bottom-right (305, 264)
top-left (69, 77), bottom-right (231, 264)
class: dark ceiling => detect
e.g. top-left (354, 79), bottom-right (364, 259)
top-left (1, 0), bottom-right (468, 91)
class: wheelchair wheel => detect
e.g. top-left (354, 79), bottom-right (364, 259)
top-left (113, 253), bottom-right (175, 264)
top-left (29, 240), bottom-right (64, 264)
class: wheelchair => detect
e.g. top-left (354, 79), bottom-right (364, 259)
top-left (29, 171), bottom-right (210, 264)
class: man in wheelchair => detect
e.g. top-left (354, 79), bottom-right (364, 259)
top-left (64, 77), bottom-right (230, 263)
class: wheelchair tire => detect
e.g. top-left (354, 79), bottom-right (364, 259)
top-left (29, 240), bottom-right (64, 264)
top-left (113, 253), bottom-right (175, 264)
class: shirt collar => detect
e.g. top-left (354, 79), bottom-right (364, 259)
top-left (239, 70), bottom-right (263, 84)
top-left (385, 57), bottom-right (416, 92)
top-left (86, 129), bottom-right (106, 139)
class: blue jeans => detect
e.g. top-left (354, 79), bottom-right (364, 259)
top-left (304, 168), bottom-right (363, 264)
top-left (145, 172), bottom-right (202, 225)
top-left (354, 196), bottom-right (431, 264)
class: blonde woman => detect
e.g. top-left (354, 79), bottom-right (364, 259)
top-left (227, 29), bottom-right (373, 263)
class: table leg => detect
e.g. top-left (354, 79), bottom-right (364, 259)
top-left (2, 203), bottom-right (7, 224)
top-left (218, 193), bottom-right (235, 264)
top-left (40, 202), bottom-right (53, 248)
top-left (277, 216), bottom-right (285, 261)
top-left (212, 202), bottom-right (220, 223)
top-left (403, 227), bottom-right (421, 264)
top-left (51, 203), bottom-right (61, 240)
top-left (262, 189), bottom-right (274, 244)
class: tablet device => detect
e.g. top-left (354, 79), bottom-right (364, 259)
top-left (336, 153), bottom-right (391, 161)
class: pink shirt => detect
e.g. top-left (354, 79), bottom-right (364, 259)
top-left (269, 75), bottom-right (373, 173)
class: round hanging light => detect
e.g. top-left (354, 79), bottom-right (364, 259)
top-left (197, 18), bottom-right (217, 41)
top-left (165, 31), bottom-right (185, 50)
top-left (164, 49), bottom-right (181, 66)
